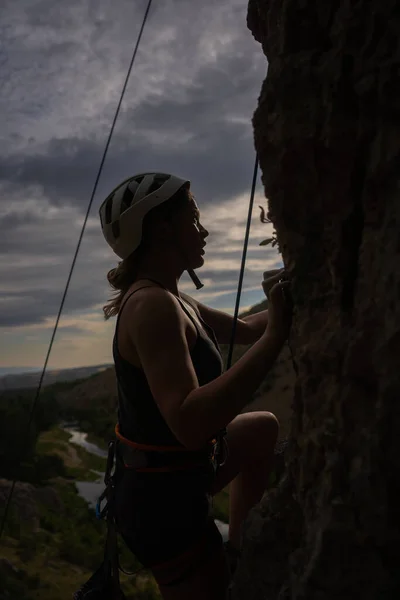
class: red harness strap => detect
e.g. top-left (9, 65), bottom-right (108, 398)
top-left (115, 423), bottom-right (217, 473)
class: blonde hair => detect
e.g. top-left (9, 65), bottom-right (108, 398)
top-left (102, 185), bottom-right (191, 319)
top-left (103, 249), bottom-right (144, 320)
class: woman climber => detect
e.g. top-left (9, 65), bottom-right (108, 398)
top-left (99, 172), bottom-right (292, 600)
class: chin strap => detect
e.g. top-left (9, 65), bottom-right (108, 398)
top-left (187, 269), bottom-right (204, 289)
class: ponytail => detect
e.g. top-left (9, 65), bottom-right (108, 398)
top-left (102, 251), bottom-right (141, 320)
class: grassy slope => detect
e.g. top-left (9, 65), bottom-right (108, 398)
top-left (1, 425), bottom-right (230, 599)
top-left (1, 427), bottom-right (160, 600)
top-left (36, 427), bottom-right (106, 482)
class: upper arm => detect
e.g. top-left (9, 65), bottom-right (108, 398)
top-left (126, 289), bottom-right (199, 447)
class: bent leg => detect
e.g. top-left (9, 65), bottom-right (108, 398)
top-left (154, 519), bottom-right (230, 600)
top-left (209, 411), bottom-right (279, 549)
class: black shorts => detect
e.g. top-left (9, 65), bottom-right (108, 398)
top-left (114, 467), bottom-right (223, 585)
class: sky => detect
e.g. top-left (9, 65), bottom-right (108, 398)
top-left (0, 0), bottom-right (282, 374)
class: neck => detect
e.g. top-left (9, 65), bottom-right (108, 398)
top-left (135, 264), bottom-right (183, 297)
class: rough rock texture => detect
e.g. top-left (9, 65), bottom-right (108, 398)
top-left (233, 1), bottom-right (400, 599)
top-left (0, 479), bottom-right (62, 532)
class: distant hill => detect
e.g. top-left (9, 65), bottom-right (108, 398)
top-left (239, 298), bottom-right (268, 318)
top-left (0, 364), bottom-right (113, 392)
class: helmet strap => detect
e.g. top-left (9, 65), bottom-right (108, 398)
top-left (188, 269), bottom-right (203, 290)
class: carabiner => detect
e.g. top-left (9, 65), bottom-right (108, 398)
top-left (104, 440), bottom-right (116, 486)
top-left (95, 488), bottom-right (108, 520)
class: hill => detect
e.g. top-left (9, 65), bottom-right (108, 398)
top-left (0, 364), bottom-right (113, 392)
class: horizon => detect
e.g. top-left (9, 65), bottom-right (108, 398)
top-left (0, 363), bottom-right (114, 377)
top-left (0, 295), bottom-right (268, 376)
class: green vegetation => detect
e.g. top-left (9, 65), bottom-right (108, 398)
top-left (1, 478), bottom-right (159, 599)
top-left (0, 385), bottom-right (160, 599)
top-left (36, 426), bottom-right (106, 482)
top-left (69, 404), bottom-right (115, 448)
top-left (212, 488), bottom-right (230, 523)
top-left (0, 377), bottom-right (230, 599)
top-left (0, 376), bottom-right (97, 484)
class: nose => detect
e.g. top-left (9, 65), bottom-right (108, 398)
top-left (200, 223), bottom-right (209, 239)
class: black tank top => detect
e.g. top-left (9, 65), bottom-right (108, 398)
top-left (113, 279), bottom-right (224, 446)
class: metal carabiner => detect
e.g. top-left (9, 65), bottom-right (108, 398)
top-left (104, 440), bottom-right (116, 486)
top-left (95, 488), bottom-right (108, 520)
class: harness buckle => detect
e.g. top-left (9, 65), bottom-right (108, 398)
top-left (104, 440), bottom-right (116, 485)
top-left (213, 429), bottom-right (228, 470)
top-left (96, 440), bottom-right (118, 521)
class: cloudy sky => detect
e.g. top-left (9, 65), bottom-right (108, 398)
top-left (0, 0), bottom-right (281, 375)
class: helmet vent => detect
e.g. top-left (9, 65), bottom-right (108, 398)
top-left (121, 184), bottom-right (136, 212)
top-left (112, 220), bottom-right (120, 239)
top-left (105, 195), bottom-right (114, 225)
top-left (149, 174), bottom-right (168, 194)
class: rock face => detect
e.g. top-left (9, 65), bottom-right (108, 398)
top-left (0, 479), bottom-right (62, 532)
top-left (233, 2), bottom-right (400, 599)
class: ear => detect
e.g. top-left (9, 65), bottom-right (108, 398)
top-left (152, 219), bottom-right (174, 243)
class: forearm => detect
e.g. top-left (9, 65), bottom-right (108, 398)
top-left (179, 332), bottom-right (281, 449)
top-left (241, 309), bottom-right (269, 340)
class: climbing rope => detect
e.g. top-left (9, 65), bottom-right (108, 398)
top-left (0, 0), bottom-right (154, 541)
top-left (225, 154), bottom-right (259, 371)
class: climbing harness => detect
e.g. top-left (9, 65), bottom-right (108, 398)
top-left (114, 422), bottom-right (222, 474)
top-left (81, 427), bottom-right (221, 597)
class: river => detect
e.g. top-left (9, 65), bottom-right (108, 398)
top-left (65, 426), bottom-right (229, 542)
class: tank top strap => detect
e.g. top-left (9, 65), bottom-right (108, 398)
top-left (115, 280), bottom-right (167, 346)
top-left (179, 293), bottom-right (221, 354)
top-left (174, 295), bottom-right (201, 335)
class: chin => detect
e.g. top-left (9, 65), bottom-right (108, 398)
top-left (196, 255), bottom-right (205, 268)
top-left (189, 256), bottom-right (204, 270)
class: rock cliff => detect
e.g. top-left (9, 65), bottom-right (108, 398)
top-left (232, 2), bottom-right (400, 598)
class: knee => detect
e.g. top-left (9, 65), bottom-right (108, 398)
top-left (246, 412), bottom-right (279, 458)
top-left (256, 411), bottom-right (279, 443)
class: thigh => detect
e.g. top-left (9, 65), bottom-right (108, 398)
top-left (115, 470), bottom-right (212, 566)
top-left (156, 519), bottom-right (230, 600)
top-left (209, 411), bottom-right (279, 496)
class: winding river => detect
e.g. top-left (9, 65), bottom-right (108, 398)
top-left (65, 427), bottom-right (229, 542)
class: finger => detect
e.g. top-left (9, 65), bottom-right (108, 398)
top-left (269, 280), bottom-right (291, 300)
top-left (262, 271), bottom-right (285, 287)
top-left (263, 267), bottom-right (285, 277)
top-left (263, 268), bottom-right (285, 279)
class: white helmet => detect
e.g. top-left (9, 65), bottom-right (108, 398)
top-left (99, 172), bottom-right (190, 259)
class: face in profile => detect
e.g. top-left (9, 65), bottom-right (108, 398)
top-left (171, 194), bottom-right (209, 270)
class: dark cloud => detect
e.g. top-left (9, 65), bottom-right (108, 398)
top-left (0, 0), bottom-right (272, 343)
top-left (0, 42), bottom-right (262, 210)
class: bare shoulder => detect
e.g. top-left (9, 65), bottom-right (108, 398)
top-left (122, 285), bottom-right (184, 337)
